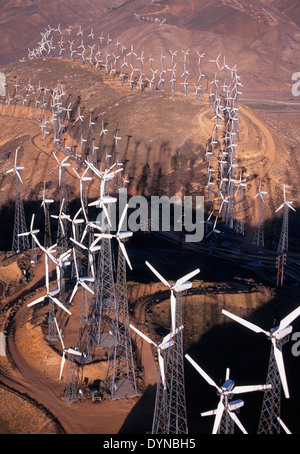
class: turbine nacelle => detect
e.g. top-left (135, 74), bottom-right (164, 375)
top-left (271, 324), bottom-right (293, 340)
top-left (220, 379), bottom-right (235, 394)
top-left (228, 399), bottom-right (244, 412)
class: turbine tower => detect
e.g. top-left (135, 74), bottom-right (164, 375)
top-left (54, 317), bottom-right (83, 404)
top-left (129, 323), bottom-right (182, 434)
top-left (41, 181), bottom-right (54, 249)
top-left (103, 204), bottom-right (138, 399)
top-left (52, 153), bottom-right (70, 251)
top-left (234, 171), bottom-right (247, 237)
top-left (144, 261), bottom-right (200, 434)
top-left (252, 178), bottom-right (267, 251)
top-left (222, 306), bottom-right (300, 433)
top-left (276, 185), bottom-right (295, 256)
top-left (6, 147), bottom-right (30, 253)
top-left (275, 185), bottom-right (295, 286)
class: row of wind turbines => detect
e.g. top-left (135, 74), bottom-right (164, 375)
top-left (21, 22), bottom-right (239, 99)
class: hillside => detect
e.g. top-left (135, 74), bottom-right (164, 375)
top-left (0, 0), bottom-right (300, 92)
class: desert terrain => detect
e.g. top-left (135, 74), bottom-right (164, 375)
top-left (0, 0), bottom-right (300, 437)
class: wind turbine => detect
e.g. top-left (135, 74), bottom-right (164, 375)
top-left (91, 203), bottom-right (133, 270)
top-left (27, 247), bottom-right (71, 316)
top-left (206, 216), bottom-right (221, 239)
top-left (51, 198), bottom-right (70, 238)
top-left (252, 178), bottom-right (267, 250)
top-left (87, 163), bottom-right (122, 226)
top-left (69, 248), bottom-right (94, 303)
top-left (18, 213), bottom-right (40, 240)
top-left (145, 261), bottom-right (200, 334)
top-left (276, 184), bottom-right (296, 257)
top-left (130, 324), bottom-right (182, 390)
top-left (6, 147), bottom-right (29, 252)
top-left (6, 146), bottom-right (24, 183)
top-left (185, 354), bottom-right (271, 434)
top-left (222, 306), bottom-right (300, 433)
top-left (53, 153), bottom-right (70, 187)
top-left (72, 166), bottom-right (92, 222)
top-left (222, 307), bottom-right (300, 401)
top-left (54, 316), bottom-right (82, 393)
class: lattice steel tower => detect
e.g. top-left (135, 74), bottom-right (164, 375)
top-left (276, 199), bottom-right (295, 257)
top-left (145, 263), bottom-right (199, 434)
top-left (104, 236), bottom-right (138, 399)
top-left (163, 290), bottom-right (188, 434)
top-left (257, 342), bottom-right (283, 434)
top-left (93, 211), bottom-right (118, 350)
top-left (7, 148), bottom-right (30, 253)
top-left (252, 179), bottom-right (267, 250)
top-left (63, 351), bottom-right (82, 404)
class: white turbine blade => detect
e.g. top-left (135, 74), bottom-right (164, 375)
top-left (222, 310), bottom-right (270, 336)
top-left (73, 206), bottom-right (83, 221)
top-left (225, 368), bottom-right (230, 381)
top-left (286, 202), bottom-right (296, 212)
top-left (185, 354), bottom-right (222, 392)
top-left (15, 148), bottom-right (18, 167)
top-left (67, 347), bottom-right (82, 356)
top-left (59, 352), bottom-right (66, 380)
top-left (129, 324), bottom-right (156, 347)
top-left (232, 384), bottom-right (272, 394)
top-left (50, 296), bottom-right (72, 315)
top-left (70, 237), bottom-right (88, 250)
top-left (228, 411), bottom-right (248, 434)
top-left (212, 398), bottom-right (225, 434)
top-left (279, 306), bottom-right (300, 332)
top-left (117, 203), bottom-right (129, 234)
top-left (72, 248), bottom-right (79, 278)
top-left (201, 409), bottom-right (217, 417)
top-left (277, 417), bottom-right (291, 434)
top-left (102, 203), bottom-right (111, 226)
top-left (54, 317), bottom-right (65, 349)
top-left (161, 325), bottom-right (183, 347)
top-left (72, 167), bottom-right (80, 179)
top-left (45, 256), bottom-right (49, 291)
top-left (69, 283), bottom-right (78, 303)
top-left (27, 296), bottom-right (45, 307)
top-left (176, 268), bottom-right (200, 288)
top-left (170, 291), bottom-right (176, 334)
top-left (275, 203), bottom-right (285, 213)
top-left (56, 265), bottom-right (61, 286)
top-left (41, 244), bottom-right (58, 266)
top-left (272, 338), bottom-right (289, 399)
top-left (16, 170), bottom-right (23, 184)
top-left (30, 214), bottom-right (35, 231)
top-left (88, 253), bottom-right (95, 278)
top-left (118, 239), bottom-right (132, 270)
top-left (145, 261), bottom-right (170, 288)
top-left (80, 280), bottom-right (94, 295)
top-left (158, 351), bottom-right (166, 389)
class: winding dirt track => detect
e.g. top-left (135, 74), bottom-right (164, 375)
top-left (1, 256), bottom-right (158, 434)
